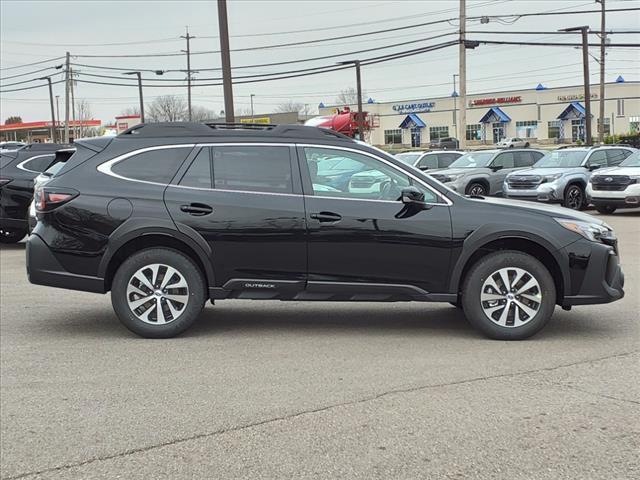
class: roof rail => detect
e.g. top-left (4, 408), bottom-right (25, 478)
top-left (117, 121), bottom-right (355, 141)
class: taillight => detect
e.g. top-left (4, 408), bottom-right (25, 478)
top-left (0, 176), bottom-right (13, 187)
top-left (35, 187), bottom-right (79, 212)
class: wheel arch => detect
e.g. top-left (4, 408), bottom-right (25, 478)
top-left (450, 233), bottom-right (568, 305)
top-left (99, 221), bottom-right (215, 291)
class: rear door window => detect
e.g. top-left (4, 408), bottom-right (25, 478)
top-left (439, 153), bottom-right (460, 168)
top-left (111, 147), bottom-right (192, 184)
top-left (606, 149), bottom-right (631, 166)
top-left (179, 147), bottom-right (212, 189)
top-left (418, 154), bottom-right (438, 169)
top-left (587, 150), bottom-right (607, 168)
top-left (211, 145), bottom-right (293, 193)
top-left (514, 151), bottom-right (535, 167)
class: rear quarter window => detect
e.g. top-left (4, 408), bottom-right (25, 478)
top-left (111, 147), bottom-right (192, 184)
top-left (20, 154), bottom-right (55, 172)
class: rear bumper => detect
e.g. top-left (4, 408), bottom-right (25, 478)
top-left (561, 241), bottom-right (624, 306)
top-left (26, 233), bottom-right (106, 293)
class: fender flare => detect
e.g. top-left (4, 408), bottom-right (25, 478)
top-left (448, 223), bottom-right (570, 294)
top-left (97, 218), bottom-right (215, 286)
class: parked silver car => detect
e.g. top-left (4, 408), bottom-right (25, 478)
top-left (428, 149), bottom-right (544, 196)
top-left (395, 150), bottom-right (463, 171)
top-left (497, 137), bottom-right (529, 149)
top-left (504, 146), bottom-right (636, 210)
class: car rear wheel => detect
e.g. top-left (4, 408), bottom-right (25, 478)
top-left (596, 205), bottom-right (617, 214)
top-left (524, 142), bottom-right (530, 148)
top-left (0, 227), bottom-right (27, 244)
top-left (563, 184), bottom-right (585, 210)
top-left (466, 182), bottom-right (487, 196)
top-left (111, 248), bottom-right (206, 338)
top-left (461, 251), bottom-right (556, 340)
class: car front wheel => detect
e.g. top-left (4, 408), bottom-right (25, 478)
top-left (466, 182), bottom-right (487, 196)
top-left (563, 184), bottom-right (585, 210)
top-left (0, 227), bottom-right (27, 244)
top-left (461, 251), bottom-right (556, 340)
top-left (111, 248), bottom-right (206, 338)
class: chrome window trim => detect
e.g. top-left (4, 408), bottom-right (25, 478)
top-left (97, 144), bottom-right (196, 186)
top-left (97, 142), bottom-right (453, 206)
top-left (16, 154), bottom-right (55, 173)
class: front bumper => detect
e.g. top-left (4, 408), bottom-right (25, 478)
top-left (26, 233), bottom-right (106, 293)
top-left (561, 239), bottom-right (624, 307)
top-left (504, 183), bottom-right (564, 203)
top-left (586, 183), bottom-right (640, 207)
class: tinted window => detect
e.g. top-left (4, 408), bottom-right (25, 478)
top-left (304, 147), bottom-right (438, 203)
top-left (180, 147), bottom-right (212, 188)
top-left (212, 146), bottom-right (292, 193)
top-left (535, 150), bottom-right (587, 168)
top-left (439, 153), bottom-right (460, 168)
top-left (0, 155), bottom-right (14, 169)
top-left (514, 151), bottom-right (535, 167)
top-left (587, 150), bottom-right (607, 168)
top-left (22, 154), bottom-right (55, 172)
top-left (418, 154), bottom-right (438, 169)
top-left (606, 149), bottom-right (631, 166)
top-left (112, 147), bottom-right (191, 184)
top-left (493, 152), bottom-right (515, 169)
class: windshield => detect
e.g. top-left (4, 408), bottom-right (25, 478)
top-left (534, 150), bottom-right (588, 168)
top-left (396, 153), bottom-right (421, 165)
top-left (620, 151), bottom-right (640, 167)
top-left (449, 152), bottom-right (495, 168)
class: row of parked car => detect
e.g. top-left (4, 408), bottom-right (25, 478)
top-left (395, 145), bottom-right (639, 213)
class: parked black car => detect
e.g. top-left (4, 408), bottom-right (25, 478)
top-left (429, 137), bottom-right (459, 150)
top-left (0, 143), bottom-right (68, 243)
top-left (27, 123), bottom-right (624, 340)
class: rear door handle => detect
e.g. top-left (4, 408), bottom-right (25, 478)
top-left (180, 203), bottom-right (213, 216)
top-left (310, 211), bottom-right (342, 223)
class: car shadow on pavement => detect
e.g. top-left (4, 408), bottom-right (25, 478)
top-left (38, 302), bottom-right (622, 341)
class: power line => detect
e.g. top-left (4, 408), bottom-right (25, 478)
top-left (0, 65), bottom-right (63, 81)
top-left (0, 70), bottom-right (64, 87)
top-left (0, 56), bottom-right (66, 71)
top-left (0, 78), bottom-right (66, 93)
top-left (472, 40), bottom-right (640, 47)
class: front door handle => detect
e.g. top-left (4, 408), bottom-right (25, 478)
top-left (180, 203), bottom-right (213, 216)
top-left (310, 211), bottom-right (342, 223)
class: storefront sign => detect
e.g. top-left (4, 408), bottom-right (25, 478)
top-left (557, 93), bottom-right (598, 101)
top-left (469, 96), bottom-right (522, 107)
top-left (240, 117), bottom-right (271, 124)
top-left (392, 101), bottom-right (435, 113)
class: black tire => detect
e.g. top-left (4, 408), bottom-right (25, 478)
top-left (563, 184), bottom-right (585, 210)
top-left (0, 227), bottom-right (27, 244)
top-left (508, 144), bottom-right (514, 148)
top-left (111, 248), bottom-right (206, 338)
top-left (466, 182), bottom-right (488, 196)
top-left (461, 251), bottom-right (556, 340)
top-left (596, 205), bottom-right (617, 214)
top-left (524, 142), bottom-right (530, 148)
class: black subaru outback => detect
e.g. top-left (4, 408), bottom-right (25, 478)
top-left (26, 123), bottom-right (624, 340)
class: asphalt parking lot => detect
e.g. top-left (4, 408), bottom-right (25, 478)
top-left (1, 210), bottom-right (638, 480)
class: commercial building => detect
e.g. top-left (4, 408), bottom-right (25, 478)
top-left (319, 79), bottom-right (639, 147)
top-left (0, 120), bottom-right (102, 143)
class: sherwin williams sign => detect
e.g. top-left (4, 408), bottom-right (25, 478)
top-left (392, 101), bottom-right (435, 113)
top-left (469, 96), bottom-right (522, 107)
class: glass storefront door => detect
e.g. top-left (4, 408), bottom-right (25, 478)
top-left (492, 122), bottom-right (505, 144)
top-left (571, 119), bottom-right (584, 142)
top-left (410, 127), bottom-right (421, 147)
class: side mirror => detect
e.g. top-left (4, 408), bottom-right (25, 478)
top-left (491, 164), bottom-right (503, 171)
top-left (400, 186), bottom-right (426, 205)
top-left (588, 164), bottom-right (601, 171)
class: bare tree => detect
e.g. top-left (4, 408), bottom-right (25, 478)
top-left (76, 99), bottom-right (93, 137)
top-left (119, 107), bottom-right (140, 117)
top-left (275, 100), bottom-right (304, 114)
top-left (190, 105), bottom-right (217, 122)
top-left (146, 95), bottom-right (188, 122)
top-left (334, 87), bottom-right (366, 106)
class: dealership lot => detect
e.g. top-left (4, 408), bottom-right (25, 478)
top-left (0, 211), bottom-right (638, 479)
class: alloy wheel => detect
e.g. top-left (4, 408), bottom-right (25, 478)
top-left (565, 186), bottom-right (583, 210)
top-left (469, 184), bottom-right (487, 196)
top-left (126, 263), bottom-right (189, 325)
top-left (480, 267), bottom-right (542, 327)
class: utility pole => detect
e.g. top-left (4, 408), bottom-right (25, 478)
top-left (217, 0), bottom-right (235, 122)
top-left (337, 60), bottom-right (363, 140)
top-left (123, 72), bottom-right (145, 123)
top-left (561, 26), bottom-right (592, 145)
top-left (64, 51), bottom-right (70, 143)
top-left (70, 68), bottom-right (77, 139)
top-left (459, 0), bottom-right (467, 149)
top-left (597, 0), bottom-right (606, 143)
top-left (55, 95), bottom-right (60, 140)
top-left (39, 77), bottom-right (56, 143)
top-left (452, 73), bottom-right (459, 139)
top-left (250, 94), bottom-right (255, 120)
top-left (181, 27), bottom-right (195, 121)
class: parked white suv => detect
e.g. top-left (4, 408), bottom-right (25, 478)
top-left (497, 137), bottom-right (529, 149)
top-left (395, 150), bottom-right (463, 171)
top-left (587, 150), bottom-right (640, 214)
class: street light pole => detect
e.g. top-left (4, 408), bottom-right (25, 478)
top-left (39, 77), bottom-right (56, 143)
top-left (181, 26), bottom-right (195, 121)
top-left (337, 60), bottom-right (363, 140)
top-left (123, 71), bottom-right (145, 123)
top-left (452, 73), bottom-right (459, 140)
top-left (250, 94), bottom-right (255, 121)
top-left (55, 95), bottom-right (60, 141)
top-left (597, 0), bottom-right (606, 143)
top-left (459, 0), bottom-right (467, 149)
top-left (561, 26), bottom-right (592, 145)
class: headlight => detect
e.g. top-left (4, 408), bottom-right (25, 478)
top-left (554, 218), bottom-right (613, 242)
top-left (444, 174), bottom-right (463, 182)
top-left (543, 173), bottom-right (563, 183)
